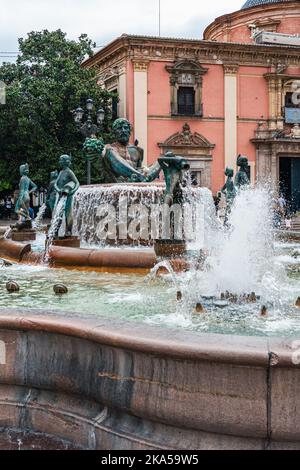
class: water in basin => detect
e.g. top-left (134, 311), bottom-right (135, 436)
top-left (0, 247), bottom-right (299, 338)
top-left (1, 184), bottom-right (299, 338)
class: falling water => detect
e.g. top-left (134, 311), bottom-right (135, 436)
top-left (2, 227), bottom-right (12, 239)
top-left (206, 185), bottom-right (275, 295)
top-left (147, 260), bottom-right (179, 288)
top-left (33, 203), bottom-right (47, 230)
top-left (44, 196), bottom-right (67, 261)
top-left (182, 175), bottom-right (220, 251)
top-left (73, 183), bottom-right (214, 247)
top-left (176, 183), bottom-right (297, 314)
top-left (73, 184), bottom-right (163, 246)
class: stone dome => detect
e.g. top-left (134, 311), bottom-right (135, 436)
top-left (241, 0), bottom-right (295, 9)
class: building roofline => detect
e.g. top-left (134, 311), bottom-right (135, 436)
top-left (241, 0), bottom-right (295, 11)
top-left (82, 32), bottom-right (300, 69)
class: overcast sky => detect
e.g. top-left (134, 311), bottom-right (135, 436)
top-left (0, 0), bottom-right (243, 62)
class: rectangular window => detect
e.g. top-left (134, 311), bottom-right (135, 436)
top-left (285, 92), bottom-right (300, 124)
top-left (285, 92), bottom-right (300, 109)
top-left (178, 87), bottom-right (195, 115)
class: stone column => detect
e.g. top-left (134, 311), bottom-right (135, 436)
top-left (269, 77), bottom-right (277, 129)
top-left (224, 64), bottom-right (238, 176)
top-left (271, 146), bottom-right (278, 187)
top-left (265, 74), bottom-right (284, 130)
top-left (276, 78), bottom-right (284, 130)
top-left (133, 60), bottom-right (149, 165)
top-left (118, 64), bottom-right (127, 118)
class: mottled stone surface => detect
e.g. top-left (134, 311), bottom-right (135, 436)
top-left (0, 430), bottom-right (79, 450)
top-left (0, 310), bottom-right (299, 449)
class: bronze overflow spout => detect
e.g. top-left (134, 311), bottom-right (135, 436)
top-left (249, 292), bottom-right (257, 303)
top-left (260, 306), bottom-right (268, 317)
top-left (6, 281), bottom-right (20, 293)
top-left (195, 303), bottom-right (205, 314)
top-left (53, 284), bottom-right (68, 295)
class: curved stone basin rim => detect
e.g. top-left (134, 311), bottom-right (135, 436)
top-left (0, 308), bottom-right (296, 367)
top-left (0, 309), bottom-right (300, 449)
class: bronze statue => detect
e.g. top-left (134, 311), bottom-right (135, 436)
top-left (221, 167), bottom-right (237, 211)
top-left (127, 139), bottom-right (144, 169)
top-left (235, 155), bottom-right (250, 188)
top-left (83, 137), bottom-right (105, 164)
top-left (54, 155), bottom-right (80, 237)
top-left (95, 118), bottom-right (160, 183)
top-left (15, 164), bottom-right (37, 226)
top-left (158, 152), bottom-right (190, 206)
top-left (102, 118), bottom-right (147, 183)
top-left (46, 170), bottom-right (58, 215)
top-left (82, 119), bottom-right (192, 191)
top-left (219, 157), bottom-right (249, 225)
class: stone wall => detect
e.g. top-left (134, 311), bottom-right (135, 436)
top-left (0, 311), bottom-right (300, 449)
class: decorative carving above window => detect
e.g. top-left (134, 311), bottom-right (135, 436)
top-left (158, 124), bottom-right (215, 188)
top-left (99, 67), bottom-right (120, 91)
top-left (166, 60), bottom-right (208, 116)
top-left (160, 123), bottom-right (215, 149)
top-left (248, 17), bottom-right (281, 34)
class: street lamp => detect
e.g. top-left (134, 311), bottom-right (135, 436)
top-left (73, 99), bottom-right (105, 185)
top-left (97, 108), bottom-right (105, 126)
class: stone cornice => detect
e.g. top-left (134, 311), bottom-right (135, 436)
top-left (82, 34), bottom-right (300, 74)
top-left (252, 137), bottom-right (300, 145)
top-left (264, 72), bottom-right (300, 81)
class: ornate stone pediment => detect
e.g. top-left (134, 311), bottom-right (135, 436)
top-left (158, 124), bottom-right (215, 188)
top-left (159, 124), bottom-right (215, 149)
top-left (166, 60), bottom-right (208, 86)
top-left (166, 60), bottom-right (208, 73)
top-left (98, 67), bottom-right (120, 90)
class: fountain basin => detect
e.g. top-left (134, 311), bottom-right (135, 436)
top-left (11, 230), bottom-right (36, 242)
top-left (48, 246), bottom-right (157, 271)
top-left (0, 237), bottom-right (158, 271)
top-left (51, 237), bottom-right (81, 249)
top-left (0, 237), bottom-right (193, 273)
top-left (0, 310), bottom-right (300, 450)
top-left (276, 230), bottom-right (300, 243)
top-left (0, 239), bottom-right (31, 262)
top-left (154, 239), bottom-right (186, 258)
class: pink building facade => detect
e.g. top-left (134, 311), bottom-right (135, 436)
top-left (84, 0), bottom-right (300, 208)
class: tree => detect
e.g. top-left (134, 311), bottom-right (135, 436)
top-left (0, 29), bottom-right (116, 192)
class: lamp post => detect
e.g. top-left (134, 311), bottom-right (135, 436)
top-left (73, 99), bottom-right (105, 185)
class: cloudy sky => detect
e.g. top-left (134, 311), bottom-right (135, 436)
top-left (0, 0), bottom-right (243, 62)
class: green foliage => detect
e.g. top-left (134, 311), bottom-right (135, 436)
top-left (0, 29), bottom-right (115, 190)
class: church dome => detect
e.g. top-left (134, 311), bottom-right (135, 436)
top-left (204, 0), bottom-right (299, 43)
top-left (241, 0), bottom-right (295, 9)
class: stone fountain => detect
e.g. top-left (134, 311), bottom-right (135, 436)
top-left (0, 119), bottom-right (299, 450)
